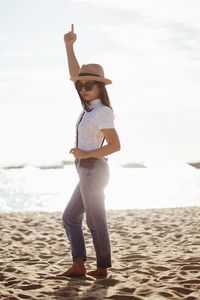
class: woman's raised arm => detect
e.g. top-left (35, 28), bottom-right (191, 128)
top-left (64, 24), bottom-right (80, 77)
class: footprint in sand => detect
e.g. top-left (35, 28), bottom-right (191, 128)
top-left (181, 265), bottom-right (200, 271)
top-left (17, 293), bottom-right (33, 299)
top-left (152, 265), bottom-right (170, 271)
top-left (170, 286), bottom-right (193, 295)
top-left (18, 284), bottom-right (43, 290)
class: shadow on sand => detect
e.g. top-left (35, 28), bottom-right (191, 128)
top-left (53, 275), bottom-right (120, 299)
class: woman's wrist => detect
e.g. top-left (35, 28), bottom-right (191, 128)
top-left (84, 151), bottom-right (91, 159)
top-left (66, 44), bottom-right (74, 51)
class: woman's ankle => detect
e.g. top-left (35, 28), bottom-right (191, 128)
top-left (73, 258), bottom-right (85, 267)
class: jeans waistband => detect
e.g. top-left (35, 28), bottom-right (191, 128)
top-left (75, 157), bottom-right (108, 163)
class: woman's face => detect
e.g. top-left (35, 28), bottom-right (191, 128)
top-left (77, 80), bottom-right (100, 102)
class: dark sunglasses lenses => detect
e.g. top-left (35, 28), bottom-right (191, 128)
top-left (75, 81), bottom-right (96, 91)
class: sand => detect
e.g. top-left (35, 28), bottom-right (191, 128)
top-left (0, 207), bottom-right (200, 300)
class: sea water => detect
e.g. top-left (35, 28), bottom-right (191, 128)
top-left (0, 161), bottom-right (200, 212)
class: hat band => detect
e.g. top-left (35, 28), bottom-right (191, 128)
top-left (79, 72), bottom-right (101, 77)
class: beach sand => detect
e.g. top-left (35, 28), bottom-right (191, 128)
top-left (1, 207), bottom-right (200, 300)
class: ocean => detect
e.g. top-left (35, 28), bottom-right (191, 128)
top-left (0, 161), bottom-right (200, 212)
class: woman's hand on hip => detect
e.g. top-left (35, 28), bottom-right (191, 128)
top-left (70, 148), bottom-right (88, 159)
top-left (64, 24), bottom-right (77, 47)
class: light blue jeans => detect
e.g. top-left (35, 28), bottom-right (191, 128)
top-left (62, 158), bottom-right (111, 268)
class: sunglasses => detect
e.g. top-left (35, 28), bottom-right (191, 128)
top-left (75, 81), bottom-right (97, 92)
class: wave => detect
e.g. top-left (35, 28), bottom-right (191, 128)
top-left (121, 162), bottom-right (146, 168)
top-left (188, 161), bottom-right (200, 169)
top-left (0, 160), bottom-right (74, 170)
top-left (1, 160), bottom-right (200, 170)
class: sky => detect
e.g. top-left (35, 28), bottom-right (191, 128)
top-left (0, 0), bottom-right (200, 166)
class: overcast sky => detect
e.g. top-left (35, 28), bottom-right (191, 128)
top-left (0, 0), bottom-right (200, 165)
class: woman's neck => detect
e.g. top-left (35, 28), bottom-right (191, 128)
top-left (87, 98), bottom-right (101, 110)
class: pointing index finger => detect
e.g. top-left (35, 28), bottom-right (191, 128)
top-left (71, 23), bottom-right (74, 33)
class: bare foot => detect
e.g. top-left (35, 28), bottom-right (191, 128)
top-left (57, 259), bottom-right (86, 277)
top-left (87, 268), bottom-right (108, 278)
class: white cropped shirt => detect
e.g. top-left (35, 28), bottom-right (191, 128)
top-left (76, 99), bottom-right (115, 151)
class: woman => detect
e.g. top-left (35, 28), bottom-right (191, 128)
top-left (60, 24), bottom-right (120, 278)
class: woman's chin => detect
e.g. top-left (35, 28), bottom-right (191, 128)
top-left (83, 97), bottom-right (94, 102)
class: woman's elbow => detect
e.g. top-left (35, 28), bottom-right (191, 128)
top-left (114, 141), bottom-right (121, 152)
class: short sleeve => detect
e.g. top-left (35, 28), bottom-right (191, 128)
top-left (95, 106), bottom-right (115, 130)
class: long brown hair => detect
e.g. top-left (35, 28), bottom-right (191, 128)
top-left (77, 82), bottom-right (112, 112)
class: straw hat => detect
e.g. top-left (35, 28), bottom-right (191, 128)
top-left (70, 64), bottom-right (112, 85)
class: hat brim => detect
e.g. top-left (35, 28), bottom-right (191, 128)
top-left (70, 75), bottom-right (112, 85)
